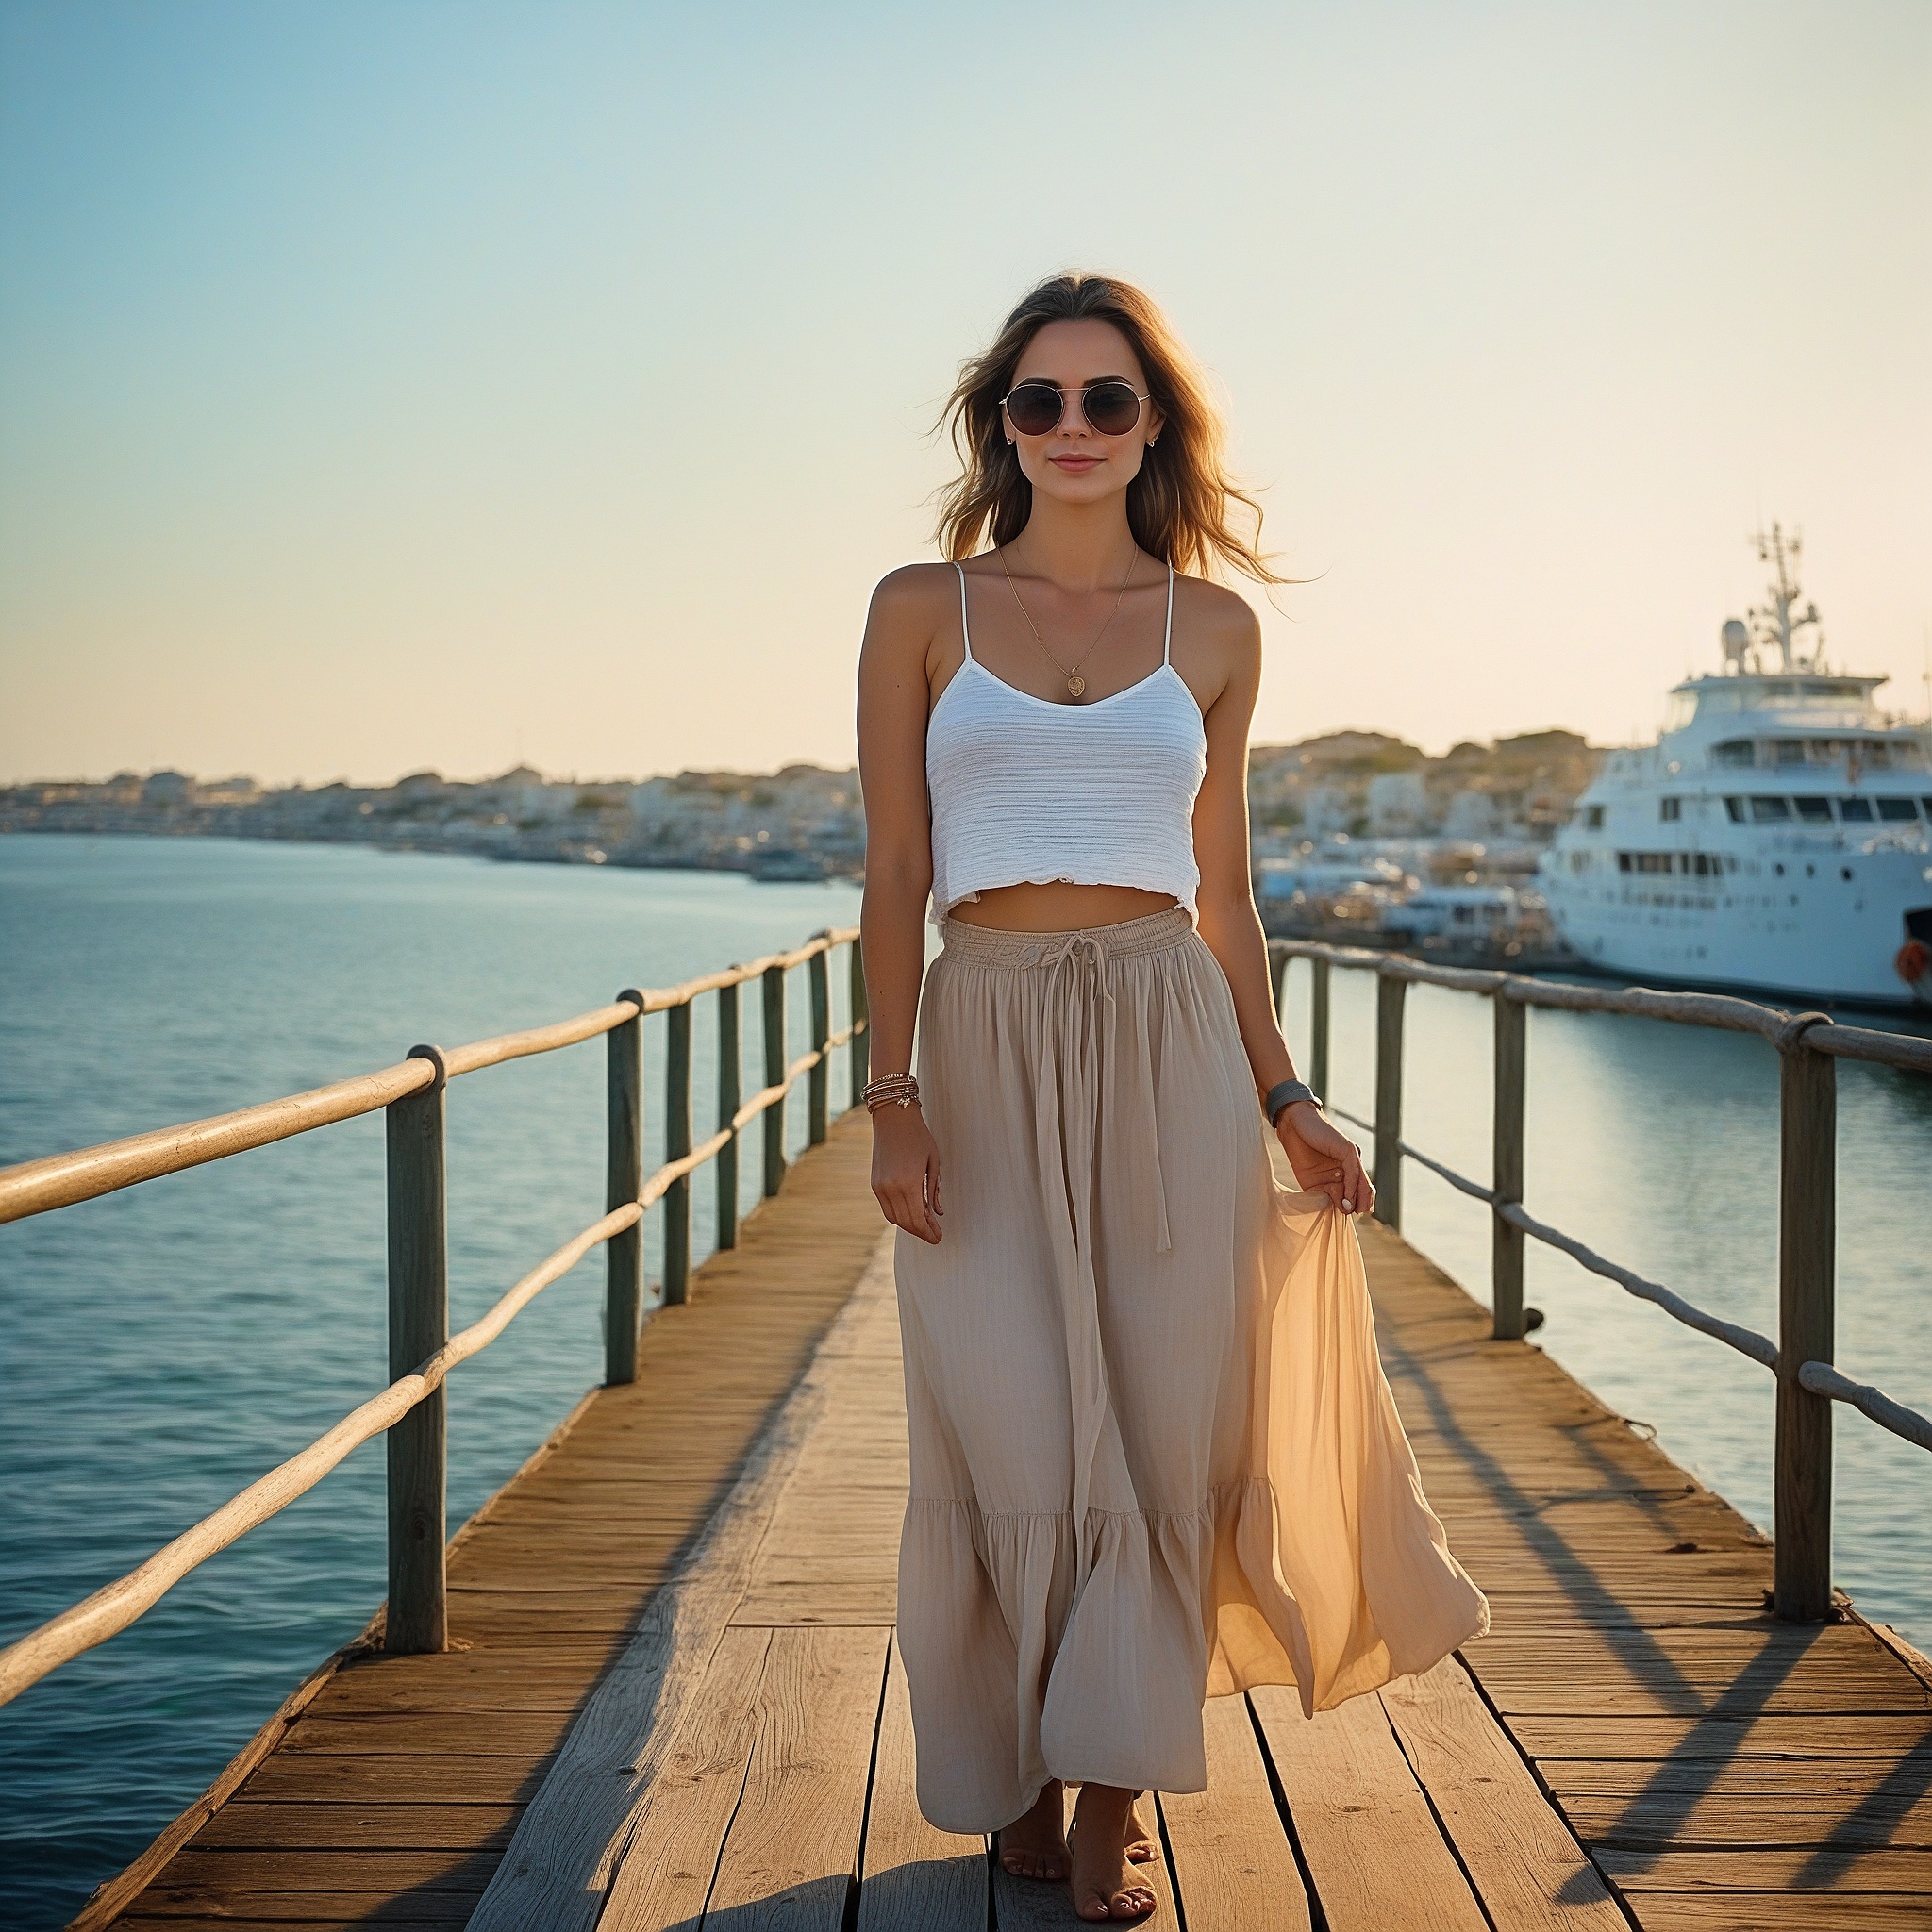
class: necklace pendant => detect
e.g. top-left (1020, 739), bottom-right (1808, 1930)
top-left (1066, 674), bottom-right (1087, 698)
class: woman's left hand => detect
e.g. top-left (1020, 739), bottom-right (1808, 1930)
top-left (1276, 1102), bottom-right (1374, 1216)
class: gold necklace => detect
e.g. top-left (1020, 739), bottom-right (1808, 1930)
top-left (997, 542), bottom-right (1137, 699)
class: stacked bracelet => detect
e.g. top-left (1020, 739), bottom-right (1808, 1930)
top-left (862, 1073), bottom-right (920, 1113)
top-left (1264, 1078), bottom-right (1320, 1127)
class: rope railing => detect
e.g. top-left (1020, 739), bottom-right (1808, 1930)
top-left (1269, 935), bottom-right (1931, 1622)
top-left (1324, 1100), bottom-right (1783, 1370)
top-left (0, 927), bottom-right (861, 1227)
top-left (0, 922), bottom-right (870, 1708)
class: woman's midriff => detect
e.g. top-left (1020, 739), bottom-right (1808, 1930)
top-left (945, 880), bottom-right (1180, 933)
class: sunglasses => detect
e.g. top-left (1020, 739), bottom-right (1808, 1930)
top-left (1001, 378), bottom-right (1150, 439)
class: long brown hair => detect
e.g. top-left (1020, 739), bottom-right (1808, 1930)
top-left (935, 272), bottom-right (1284, 583)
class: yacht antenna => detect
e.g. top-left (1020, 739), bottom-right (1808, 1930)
top-left (1748, 523), bottom-right (1824, 672)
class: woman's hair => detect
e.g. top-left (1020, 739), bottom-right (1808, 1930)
top-left (935, 272), bottom-right (1284, 583)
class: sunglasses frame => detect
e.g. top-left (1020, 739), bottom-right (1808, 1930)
top-left (1000, 379), bottom-right (1152, 439)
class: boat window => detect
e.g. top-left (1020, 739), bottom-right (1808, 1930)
top-left (1636, 853), bottom-right (1674, 874)
top-left (1616, 852), bottom-right (1631, 872)
top-left (1840, 797), bottom-right (1874, 822)
top-left (1876, 797), bottom-right (1920, 822)
top-left (1924, 798), bottom-right (1932, 817)
top-left (1712, 741), bottom-right (1756, 768)
top-left (1663, 692), bottom-right (1696, 732)
top-left (1585, 804), bottom-right (1604, 829)
top-left (1774, 741), bottom-right (1807, 767)
top-left (1659, 797), bottom-right (1680, 822)
top-left (1748, 796), bottom-right (1790, 822)
top-left (1794, 797), bottom-right (1834, 824)
top-left (1723, 796), bottom-right (1745, 823)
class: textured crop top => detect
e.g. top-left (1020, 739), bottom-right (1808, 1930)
top-left (924, 561), bottom-right (1209, 926)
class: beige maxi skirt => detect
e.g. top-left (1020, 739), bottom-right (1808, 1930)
top-left (892, 906), bottom-right (1489, 1833)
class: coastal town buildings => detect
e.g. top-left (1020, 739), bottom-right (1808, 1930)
top-left (1, 731), bottom-right (1601, 951)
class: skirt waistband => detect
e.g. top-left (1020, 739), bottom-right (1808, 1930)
top-left (938, 904), bottom-right (1196, 967)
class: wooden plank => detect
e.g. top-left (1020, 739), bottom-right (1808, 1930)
top-left (590, 1625), bottom-right (776, 1929)
top-left (194, 1804), bottom-right (525, 1851)
top-left (1554, 1793), bottom-right (1932, 1848)
top-left (1158, 1693), bottom-right (1311, 1931)
top-left (133, 1848), bottom-right (492, 1890)
top-left (119, 1884), bottom-right (479, 1922)
top-left (856, 1637), bottom-right (988, 1932)
top-left (1507, 1715), bottom-right (1932, 1760)
top-left (467, 1241), bottom-right (899, 1931)
top-left (1251, 1683), bottom-right (1488, 1932)
top-left (1595, 1846), bottom-right (1932, 1891)
top-left (1378, 1657), bottom-right (1624, 1929)
top-left (1601, 1897), bottom-right (1932, 1930)
top-left (698, 1625), bottom-right (891, 1927)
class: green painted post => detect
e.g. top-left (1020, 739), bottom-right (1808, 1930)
top-left (663, 999), bottom-right (691, 1306)
top-left (716, 978), bottom-right (741, 1251)
top-left (762, 963), bottom-right (787, 1197)
top-left (606, 997), bottom-right (643, 1383)
top-left (808, 945), bottom-right (830, 1145)
top-left (849, 939), bottom-right (870, 1110)
top-left (1373, 972), bottom-right (1406, 1229)
top-left (386, 1046), bottom-right (448, 1655)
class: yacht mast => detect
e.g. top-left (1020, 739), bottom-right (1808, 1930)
top-left (1749, 523), bottom-right (1824, 672)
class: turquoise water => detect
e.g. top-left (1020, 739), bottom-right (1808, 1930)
top-left (2, 839), bottom-right (1928, 1926)
top-left (0, 837), bottom-right (863, 1928)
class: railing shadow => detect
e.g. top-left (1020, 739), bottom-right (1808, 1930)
top-left (1378, 1325), bottom-right (1818, 1871)
top-left (634, 1874), bottom-right (854, 1930)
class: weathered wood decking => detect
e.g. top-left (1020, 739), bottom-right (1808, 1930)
top-left (94, 1114), bottom-right (1932, 1929)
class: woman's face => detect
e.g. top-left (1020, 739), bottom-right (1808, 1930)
top-left (1003, 318), bottom-right (1163, 510)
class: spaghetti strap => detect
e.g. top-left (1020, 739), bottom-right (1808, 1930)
top-left (955, 562), bottom-right (974, 662)
top-left (1162, 563), bottom-right (1174, 665)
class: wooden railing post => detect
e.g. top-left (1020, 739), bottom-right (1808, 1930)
top-left (849, 939), bottom-right (870, 1110)
top-left (605, 995), bottom-right (643, 1384)
top-left (808, 942), bottom-right (830, 1145)
top-left (716, 978), bottom-right (741, 1251)
top-left (1373, 971), bottom-right (1406, 1229)
top-left (1491, 991), bottom-right (1526, 1340)
top-left (663, 999), bottom-right (691, 1306)
top-left (1774, 1025), bottom-right (1836, 1622)
top-left (762, 963), bottom-right (787, 1197)
top-left (1309, 955), bottom-right (1331, 1103)
top-left (386, 1046), bottom-right (447, 1655)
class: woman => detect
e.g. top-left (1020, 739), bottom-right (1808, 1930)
top-left (855, 273), bottom-right (1487, 1924)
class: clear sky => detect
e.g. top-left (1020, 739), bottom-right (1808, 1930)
top-left (1, 1), bottom-right (1926, 786)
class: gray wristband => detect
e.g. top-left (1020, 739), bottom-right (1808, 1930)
top-left (1264, 1078), bottom-right (1319, 1127)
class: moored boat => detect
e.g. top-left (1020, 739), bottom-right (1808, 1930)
top-left (1541, 526), bottom-right (1932, 1008)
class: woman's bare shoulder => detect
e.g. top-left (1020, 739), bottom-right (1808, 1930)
top-left (868, 560), bottom-right (960, 625)
top-left (1174, 573), bottom-right (1260, 637)
top-left (1174, 574), bottom-right (1262, 691)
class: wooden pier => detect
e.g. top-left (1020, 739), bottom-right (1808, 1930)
top-left (83, 1113), bottom-right (1932, 1931)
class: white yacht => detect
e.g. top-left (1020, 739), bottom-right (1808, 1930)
top-left (1541, 527), bottom-right (1932, 1009)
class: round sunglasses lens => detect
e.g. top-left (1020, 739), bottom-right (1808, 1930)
top-left (1005, 385), bottom-right (1062, 436)
top-left (1085, 381), bottom-right (1141, 435)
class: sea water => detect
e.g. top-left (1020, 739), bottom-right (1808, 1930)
top-left (2, 836), bottom-right (1927, 1925)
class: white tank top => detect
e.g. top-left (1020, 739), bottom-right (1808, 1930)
top-left (924, 561), bottom-right (1208, 926)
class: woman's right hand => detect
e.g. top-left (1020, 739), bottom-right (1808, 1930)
top-left (871, 1102), bottom-right (943, 1243)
